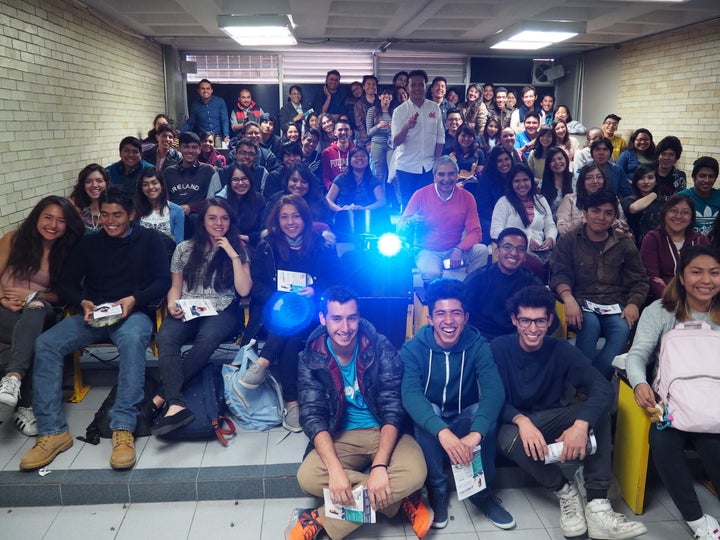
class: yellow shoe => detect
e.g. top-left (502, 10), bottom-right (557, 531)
top-left (110, 430), bottom-right (136, 470)
top-left (19, 431), bottom-right (73, 470)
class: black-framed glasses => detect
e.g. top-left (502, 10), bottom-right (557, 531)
top-left (516, 317), bottom-right (549, 329)
top-left (499, 243), bottom-right (527, 254)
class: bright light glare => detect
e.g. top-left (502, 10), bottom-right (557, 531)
top-left (220, 26), bottom-right (297, 46)
top-left (377, 233), bottom-right (402, 257)
top-left (510, 30), bottom-right (577, 43)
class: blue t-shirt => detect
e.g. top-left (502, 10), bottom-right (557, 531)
top-left (328, 337), bottom-right (380, 431)
top-left (680, 187), bottom-right (720, 236)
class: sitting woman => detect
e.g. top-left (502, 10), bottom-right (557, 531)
top-left (326, 146), bottom-right (386, 212)
top-left (626, 245), bottom-right (720, 540)
top-left (641, 194), bottom-right (708, 300)
top-left (141, 124), bottom-right (182, 172)
top-left (621, 164), bottom-right (663, 247)
top-left (556, 163), bottom-right (628, 236)
top-left (616, 128), bottom-right (655, 179)
top-left (215, 163), bottom-right (266, 248)
top-left (134, 167), bottom-right (184, 259)
top-left (477, 115), bottom-right (501, 154)
top-left (491, 164), bottom-right (557, 267)
top-left (240, 195), bottom-right (339, 432)
top-left (449, 124), bottom-right (485, 186)
top-left (198, 131), bottom-right (226, 169)
top-left (527, 126), bottom-right (557, 182)
top-left (474, 146), bottom-right (514, 245)
top-left (0, 196), bottom-right (83, 435)
top-left (264, 164), bottom-right (334, 229)
top-left (68, 163), bottom-right (110, 235)
top-left (539, 147), bottom-right (573, 216)
top-left (151, 199), bottom-right (251, 435)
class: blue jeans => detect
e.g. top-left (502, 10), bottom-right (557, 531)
top-left (573, 310), bottom-right (630, 379)
top-left (33, 312), bottom-right (152, 436)
top-left (413, 403), bottom-right (496, 498)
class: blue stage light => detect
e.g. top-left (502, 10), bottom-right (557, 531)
top-left (377, 233), bottom-right (402, 257)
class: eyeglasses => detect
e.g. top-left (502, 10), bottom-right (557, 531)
top-left (236, 150), bottom-right (257, 158)
top-left (667, 209), bottom-right (692, 217)
top-left (499, 243), bottom-right (527, 254)
top-left (516, 317), bottom-right (549, 329)
top-left (231, 177), bottom-right (250, 184)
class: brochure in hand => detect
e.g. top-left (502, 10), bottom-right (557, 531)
top-left (323, 486), bottom-right (376, 524)
top-left (452, 445), bottom-right (486, 501)
top-left (176, 299), bottom-right (218, 322)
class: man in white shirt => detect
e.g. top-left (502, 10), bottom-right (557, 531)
top-left (392, 70), bottom-right (445, 207)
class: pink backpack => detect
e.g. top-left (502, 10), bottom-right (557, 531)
top-left (652, 321), bottom-right (720, 433)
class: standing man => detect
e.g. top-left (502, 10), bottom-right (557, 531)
top-left (493, 87), bottom-right (513, 129)
top-left (313, 69), bottom-right (345, 121)
top-left (491, 285), bottom-right (647, 540)
top-left (398, 156), bottom-right (487, 284)
top-left (464, 228), bottom-right (542, 341)
top-left (287, 285), bottom-right (432, 540)
top-left (181, 79), bottom-right (230, 144)
top-left (354, 75), bottom-right (379, 148)
top-left (601, 114), bottom-right (626, 161)
top-left (510, 85), bottom-right (539, 133)
top-left (392, 70), bottom-right (445, 207)
top-left (401, 279), bottom-right (514, 531)
top-left (429, 76), bottom-right (456, 123)
top-left (230, 88), bottom-right (264, 135)
top-left (321, 120), bottom-right (355, 191)
top-left (20, 186), bottom-right (170, 472)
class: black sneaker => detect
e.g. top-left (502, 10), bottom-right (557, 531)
top-left (150, 408), bottom-right (195, 436)
top-left (428, 489), bottom-right (449, 529)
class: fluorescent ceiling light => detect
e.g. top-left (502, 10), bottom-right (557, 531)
top-left (489, 20), bottom-right (586, 50)
top-left (218, 14), bottom-right (297, 46)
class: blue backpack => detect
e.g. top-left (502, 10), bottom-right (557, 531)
top-left (158, 364), bottom-right (236, 445)
top-left (223, 343), bottom-right (284, 431)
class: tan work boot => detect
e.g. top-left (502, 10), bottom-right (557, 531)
top-left (110, 430), bottom-right (136, 470)
top-left (19, 431), bottom-right (73, 470)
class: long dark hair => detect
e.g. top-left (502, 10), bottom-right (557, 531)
top-left (540, 147), bottom-right (573, 204)
top-left (575, 162), bottom-right (608, 209)
top-left (225, 163), bottom-right (265, 233)
top-left (552, 119), bottom-right (570, 146)
top-left (481, 146), bottom-right (514, 186)
top-left (265, 194), bottom-right (315, 261)
top-left (452, 124), bottom-right (479, 157)
top-left (7, 196), bottom-right (84, 290)
top-left (479, 116), bottom-right (501, 151)
top-left (506, 164), bottom-right (547, 227)
top-left (628, 128), bottom-right (656, 160)
top-left (630, 163), bottom-right (658, 198)
top-left (135, 166), bottom-right (169, 218)
top-left (183, 198), bottom-right (247, 292)
top-left (282, 164), bottom-right (330, 220)
top-left (662, 245), bottom-right (720, 323)
top-left (70, 164), bottom-right (110, 209)
top-left (533, 126), bottom-right (556, 159)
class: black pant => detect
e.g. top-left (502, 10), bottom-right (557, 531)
top-left (649, 426), bottom-right (720, 521)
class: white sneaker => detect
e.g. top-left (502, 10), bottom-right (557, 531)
top-left (14, 406), bottom-right (38, 437)
top-left (555, 482), bottom-right (587, 537)
top-left (691, 514), bottom-right (720, 540)
top-left (585, 498), bottom-right (647, 539)
top-left (0, 375), bottom-right (21, 409)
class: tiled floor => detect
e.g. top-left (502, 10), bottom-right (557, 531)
top-left (1, 370), bottom-right (719, 539)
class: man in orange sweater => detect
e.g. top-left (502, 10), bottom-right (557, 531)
top-left (398, 156), bottom-right (488, 285)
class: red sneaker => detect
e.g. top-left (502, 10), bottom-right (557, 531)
top-left (284, 507), bottom-right (323, 540)
top-left (401, 491), bottom-right (433, 538)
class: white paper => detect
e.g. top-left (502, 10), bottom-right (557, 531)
top-left (544, 432), bottom-right (598, 464)
top-left (581, 300), bottom-right (621, 315)
top-left (93, 303), bottom-right (123, 319)
top-left (451, 445), bottom-right (486, 501)
top-left (176, 299), bottom-right (218, 322)
top-left (277, 270), bottom-right (309, 292)
top-left (323, 486), bottom-right (376, 524)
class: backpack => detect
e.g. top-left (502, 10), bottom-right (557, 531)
top-left (222, 343), bottom-right (284, 431)
top-left (80, 371), bottom-right (159, 445)
top-left (652, 320), bottom-right (720, 433)
top-left (158, 364), bottom-right (236, 445)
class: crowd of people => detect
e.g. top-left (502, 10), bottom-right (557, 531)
top-left (1, 68), bottom-right (719, 540)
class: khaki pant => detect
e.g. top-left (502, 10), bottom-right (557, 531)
top-left (296, 428), bottom-right (427, 539)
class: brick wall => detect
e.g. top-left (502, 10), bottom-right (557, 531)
top-left (0, 0), bottom-right (164, 232)
top-left (616, 19), bottom-right (720, 176)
